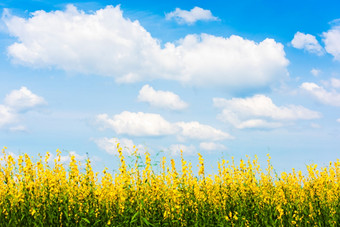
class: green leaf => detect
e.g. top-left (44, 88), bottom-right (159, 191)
top-left (131, 211), bottom-right (139, 223)
top-left (93, 220), bottom-right (102, 226)
top-left (142, 217), bottom-right (154, 226)
top-left (64, 210), bottom-right (70, 222)
top-left (82, 218), bottom-right (91, 224)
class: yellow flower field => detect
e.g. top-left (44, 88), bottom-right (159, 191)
top-left (0, 145), bottom-right (339, 226)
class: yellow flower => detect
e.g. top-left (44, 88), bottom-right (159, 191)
top-left (30, 208), bottom-right (36, 216)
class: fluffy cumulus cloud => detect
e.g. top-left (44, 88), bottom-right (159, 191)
top-left (337, 118), bottom-right (340, 123)
top-left (0, 105), bottom-right (16, 128)
top-left (0, 87), bottom-right (46, 130)
top-left (93, 137), bottom-right (145, 155)
top-left (167, 34), bottom-right (289, 89)
top-left (94, 112), bottom-right (179, 136)
top-left (166, 144), bottom-right (196, 156)
top-left (94, 111), bottom-right (232, 141)
top-left (291, 32), bottom-right (323, 55)
top-left (4, 5), bottom-right (163, 82)
top-left (323, 21), bottom-right (340, 61)
top-left (165, 7), bottom-right (218, 25)
top-left (4, 86), bottom-right (46, 111)
top-left (138, 85), bottom-right (188, 110)
top-left (4, 5), bottom-right (289, 91)
top-left (175, 121), bottom-right (233, 141)
top-left (199, 142), bottom-right (227, 151)
top-left (214, 94), bottom-right (321, 129)
top-left (300, 81), bottom-right (340, 106)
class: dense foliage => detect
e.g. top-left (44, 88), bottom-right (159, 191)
top-left (0, 145), bottom-right (339, 226)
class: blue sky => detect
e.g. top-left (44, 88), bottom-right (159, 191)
top-left (1, 0), bottom-right (340, 174)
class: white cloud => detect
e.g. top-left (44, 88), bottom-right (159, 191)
top-left (330, 78), bottom-right (340, 88)
top-left (0, 150), bottom-right (99, 167)
top-left (138, 84), bottom-right (188, 110)
top-left (291, 32), bottom-right (323, 55)
top-left (165, 7), bottom-right (218, 25)
top-left (323, 22), bottom-right (340, 61)
top-left (311, 68), bottom-right (321, 77)
top-left (166, 144), bottom-right (196, 156)
top-left (93, 137), bottom-right (118, 155)
top-left (94, 111), bottom-right (233, 141)
top-left (4, 86), bottom-right (46, 111)
top-left (4, 5), bottom-right (289, 91)
top-left (190, 36), bottom-right (284, 86)
top-left (310, 123), bottom-right (321, 129)
top-left (44, 151), bottom-right (100, 165)
top-left (93, 137), bottom-right (145, 155)
top-left (4, 5), bottom-right (164, 81)
top-left (167, 34), bottom-right (289, 89)
top-left (0, 87), bottom-right (46, 130)
top-left (300, 82), bottom-right (340, 106)
top-left (337, 118), bottom-right (340, 123)
top-left (199, 142), bottom-right (226, 151)
top-left (58, 151), bottom-right (88, 164)
top-left (9, 125), bottom-right (27, 132)
top-left (214, 95), bottom-right (320, 120)
top-left (94, 111), bottom-right (179, 136)
top-left (236, 119), bottom-right (283, 129)
top-left (0, 105), bottom-right (16, 128)
top-left (176, 121), bottom-right (233, 141)
top-left (214, 94), bottom-right (321, 129)
top-left (0, 151), bottom-right (20, 166)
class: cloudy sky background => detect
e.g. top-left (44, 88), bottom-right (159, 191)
top-left (1, 0), bottom-right (340, 174)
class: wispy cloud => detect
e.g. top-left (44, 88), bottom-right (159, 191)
top-left (310, 68), bottom-right (321, 76)
top-left (199, 142), bottom-right (227, 151)
top-left (166, 144), bottom-right (196, 156)
top-left (93, 137), bottom-right (146, 155)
